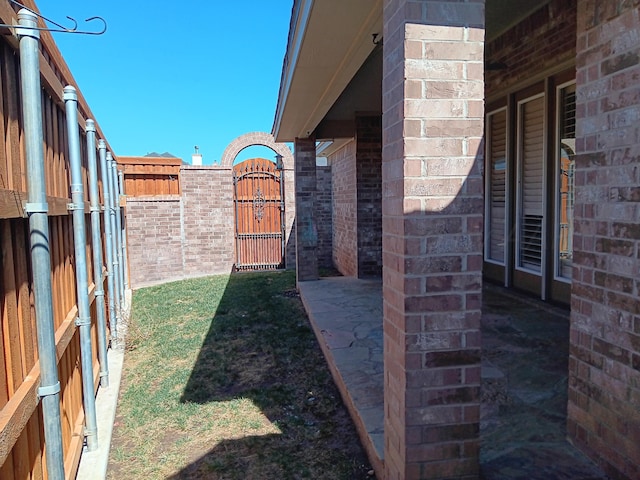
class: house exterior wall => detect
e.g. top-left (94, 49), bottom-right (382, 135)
top-left (316, 165), bottom-right (334, 269)
top-left (382, 1), bottom-right (485, 478)
top-left (569, 1), bottom-right (640, 478)
top-left (356, 115), bottom-right (383, 277)
top-left (330, 140), bottom-right (358, 277)
top-left (485, 0), bottom-right (577, 95)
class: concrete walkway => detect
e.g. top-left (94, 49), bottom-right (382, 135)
top-left (298, 277), bottom-right (609, 480)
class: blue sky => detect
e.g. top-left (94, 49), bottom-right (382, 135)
top-left (35, 0), bottom-right (292, 165)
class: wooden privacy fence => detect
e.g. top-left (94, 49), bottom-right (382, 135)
top-left (0, 1), bottom-right (125, 479)
top-left (119, 156), bottom-right (182, 196)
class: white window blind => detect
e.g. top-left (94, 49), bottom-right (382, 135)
top-left (487, 110), bottom-right (507, 263)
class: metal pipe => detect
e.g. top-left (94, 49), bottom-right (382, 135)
top-left (16, 9), bottom-right (65, 479)
top-left (86, 120), bottom-right (109, 387)
top-left (99, 142), bottom-right (117, 342)
top-left (63, 86), bottom-right (99, 451)
top-left (114, 166), bottom-right (125, 299)
top-left (118, 170), bottom-right (129, 292)
top-left (107, 152), bottom-right (122, 337)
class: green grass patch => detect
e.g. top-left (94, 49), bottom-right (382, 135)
top-left (107, 271), bottom-right (373, 479)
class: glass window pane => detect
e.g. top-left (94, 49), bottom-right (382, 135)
top-left (556, 84), bottom-right (576, 280)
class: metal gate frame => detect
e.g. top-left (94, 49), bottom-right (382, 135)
top-left (233, 158), bottom-right (285, 271)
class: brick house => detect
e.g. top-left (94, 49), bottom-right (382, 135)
top-left (272, 0), bottom-right (640, 479)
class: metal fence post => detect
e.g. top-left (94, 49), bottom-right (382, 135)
top-left (100, 143), bottom-right (118, 341)
top-left (86, 120), bottom-right (109, 387)
top-left (63, 86), bottom-right (99, 451)
top-left (118, 169), bottom-right (129, 292)
top-left (16, 9), bottom-right (65, 479)
top-left (107, 152), bottom-right (123, 339)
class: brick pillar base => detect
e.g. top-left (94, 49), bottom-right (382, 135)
top-left (294, 136), bottom-right (319, 282)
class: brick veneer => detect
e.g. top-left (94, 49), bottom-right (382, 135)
top-left (181, 166), bottom-right (235, 278)
top-left (315, 165), bottom-right (334, 269)
top-left (126, 162), bottom-right (296, 289)
top-left (569, 1), bottom-right (640, 478)
top-left (126, 196), bottom-right (184, 287)
top-left (356, 115), bottom-right (383, 277)
top-left (331, 140), bottom-right (358, 277)
top-left (294, 136), bottom-right (319, 282)
top-left (485, 0), bottom-right (576, 94)
top-left (382, 1), bottom-right (485, 478)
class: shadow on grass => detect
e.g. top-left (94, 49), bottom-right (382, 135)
top-left (167, 271), bottom-right (373, 479)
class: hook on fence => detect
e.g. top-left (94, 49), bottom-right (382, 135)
top-left (0, 0), bottom-right (107, 35)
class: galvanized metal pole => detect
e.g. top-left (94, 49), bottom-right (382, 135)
top-left (99, 143), bottom-right (117, 342)
top-left (113, 164), bottom-right (125, 299)
top-left (86, 120), bottom-right (109, 387)
top-left (16, 9), bottom-right (65, 479)
top-left (63, 86), bottom-right (99, 451)
top-left (107, 152), bottom-right (123, 337)
top-left (118, 170), bottom-right (129, 292)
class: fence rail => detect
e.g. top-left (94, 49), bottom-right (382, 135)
top-left (0, 1), bottom-right (125, 478)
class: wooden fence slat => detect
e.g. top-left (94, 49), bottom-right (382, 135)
top-left (13, 219), bottom-right (35, 374)
top-left (2, 45), bottom-right (21, 192)
top-left (1, 220), bottom-right (24, 395)
top-left (0, 226), bottom-right (9, 408)
top-left (0, 45), bottom-right (8, 192)
top-left (27, 414), bottom-right (43, 480)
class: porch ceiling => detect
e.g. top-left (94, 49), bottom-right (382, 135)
top-left (272, 0), bottom-right (551, 143)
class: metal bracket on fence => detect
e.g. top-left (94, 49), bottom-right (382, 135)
top-left (37, 381), bottom-right (60, 398)
top-left (90, 205), bottom-right (101, 213)
top-left (67, 202), bottom-right (84, 211)
top-left (94, 289), bottom-right (105, 297)
top-left (24, 202), bottom-right (48, 215)
top-left (75, 316), bottom-right (91, 327)
top-left (83, 427), bottom-right (97, 438)
top-left (0, 0), bottom-right (107, 35)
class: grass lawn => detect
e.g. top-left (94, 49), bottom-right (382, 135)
top-left (107, 271), bottom-right (374, 479)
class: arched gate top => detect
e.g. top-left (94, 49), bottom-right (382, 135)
top-left (221, 132), bottom-right (293, 169)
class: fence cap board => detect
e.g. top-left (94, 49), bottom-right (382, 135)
top-left (118, 156), bottom-right (184, 166)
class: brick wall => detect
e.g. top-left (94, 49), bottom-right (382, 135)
top-left (356, 115), bottom-right (383, 277)
top-left (382, 1), bottom-right (485, 478)
top-left (126, 164), bottom-right (297, 289)
top-left (485, 0), bottom-right (576, 94)
top-left (126, 196), bottom-right (184, 287)
top-left (569, 1), bottom-right (640, 479)
top-left (330, 140), bottom-right (358, 277)
top-left (316, 165), bottom-right (333, 269)
top-left (181, 166), bottom-right (235, 277)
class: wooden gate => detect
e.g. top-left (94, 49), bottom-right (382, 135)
top-left (233, 158), bottom-right (285, 270)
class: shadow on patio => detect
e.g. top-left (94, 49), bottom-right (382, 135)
top-left (297, 277), bottom-right (609, 480)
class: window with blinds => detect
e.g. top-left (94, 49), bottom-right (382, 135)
top-left (517, 95), bottom-right (545, 272)
top-left (486, 109), bottom-right (507, 264)
top-left (556, 83), bottom-right (576, 280)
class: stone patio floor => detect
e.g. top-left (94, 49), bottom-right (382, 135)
top-left (298, 276), bottom-right (609, 480)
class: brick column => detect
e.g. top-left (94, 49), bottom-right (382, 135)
top-left (569, 1), bottom-right (640, 478)
top-left (294, 136), bottom-right (319, 282)
top-left (382, 1), bottom-right (485, 479)
top-left (356, 115), bottom-right (383, 278)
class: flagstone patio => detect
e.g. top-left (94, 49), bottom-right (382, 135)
top-left (298, 276), bottom-right (608, 479)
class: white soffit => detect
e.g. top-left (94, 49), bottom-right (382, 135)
top-left (273, 0), bottom-right (382, 142)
